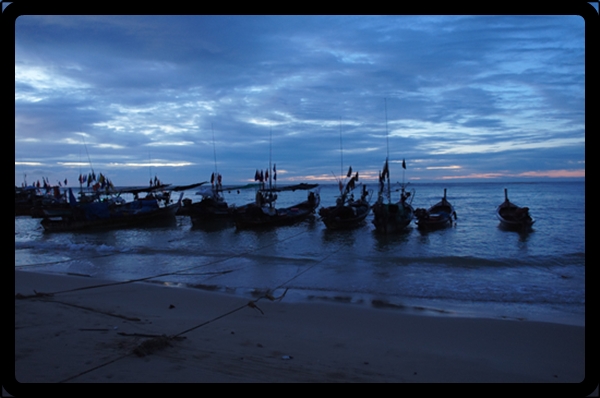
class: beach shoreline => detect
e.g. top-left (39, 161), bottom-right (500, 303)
top-left (138, 277), bottom-right (587, 328)
top-left (8, 269), bottom-right (594, 392)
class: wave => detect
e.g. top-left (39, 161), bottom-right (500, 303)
top-left (363, 253), bottom-right (585, 269)
top-left (14, 240), bottom-right (135, 255)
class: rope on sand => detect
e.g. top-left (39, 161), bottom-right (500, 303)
top-left (20, 226), bottom-right (343, 382)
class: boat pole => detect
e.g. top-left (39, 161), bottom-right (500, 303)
top-left (212, 124), bottom-right (218, 177)
top-left (339, 117), bottom-right (344, 194)
top-left (269, 127), bottom-right (272, 192)
top-left (385, 98), bottom-right (391, 203)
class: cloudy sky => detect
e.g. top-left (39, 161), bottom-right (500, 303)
top-left (13, 12), bottom-right (588, 187)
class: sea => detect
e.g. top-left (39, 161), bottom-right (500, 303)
top-left (14, 180), bottom-right (586, 327)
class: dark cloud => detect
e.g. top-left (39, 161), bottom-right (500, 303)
top-left (14, 15), bottom-right (585, 185)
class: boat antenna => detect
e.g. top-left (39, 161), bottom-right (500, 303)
top-left (78, 147), bottom-right (83, 192)
top-left (262, 126), bottom-right (273, 208)
top-left (212, 124), bottom-right (218, 176)
top-left (339, 117), bottom-right (343, 180)
top-left (384, 98), bottom-right (391, 202)
top-left (148, 153), bottom-right (152, 184)
top-left (211, 123), bottom-right (223, 194)
top-left (269, 127), bottom-right (273, 192)
top-left (339, 117), bottom-right (345, 195)
top-left (402, 158), bottom-right (406, 190)
top-left (385, 99), bottom-right (390, 161)
top-left (81, 134), bottom-right (94, 175)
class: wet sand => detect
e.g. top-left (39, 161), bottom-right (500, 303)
top-left (9, 270), bottom-right (593, 393)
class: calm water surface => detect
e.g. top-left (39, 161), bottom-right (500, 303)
top-left (14, 180), bottom-right (585, 326)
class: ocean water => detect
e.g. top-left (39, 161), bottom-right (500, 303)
top-left (14, 180), bottom-right (585, 326)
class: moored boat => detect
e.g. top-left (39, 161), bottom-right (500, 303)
top-left (40, 186), bottom-right (183, 232)
top-left (231, 165), bottom-right (320, 229)
top-left (319, 169), bottom-right (371, 230)
top-left (414, 188), bottom-right (456, 230)
top-left (183, 190), bottom-right (230, 224)
top-left (232, 187), bottom-right (320, 229)
top-left (16, 186), bottom-right (53, 217)
top-left (178, 174), bottom-right (232, 224)
top-left (372, 158), bottom-right (415, 233)
top-left (496, 188), bottom-right (534, 231)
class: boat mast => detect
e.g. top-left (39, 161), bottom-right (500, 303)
top-left (148, 152), bottom-right (152, 185)
top-left (78, 147), bottom-right (83, 194)
top-left (212, 124), bottom-right (218, 177)
top-left (269, 127), bottom-right (273, 192)
top-left (338, 117), bottom-right (353, 200)
top-left (211, 124), bottom-right (221, 194)
top-left (339, 117), bottom-right (343, 186)
top-left (266, 127), bottom-right (274, 207)
top-left (82, 134), bottom-right (94, 177)
top-left (81, 134), bottom-right (95, 196)
top-left (385, 98), bottom-right (391, 203)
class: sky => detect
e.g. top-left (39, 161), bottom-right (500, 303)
top-left (12, 11), bottom-right (590, 187)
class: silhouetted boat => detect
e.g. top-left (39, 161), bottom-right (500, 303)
top-left (15, 186), bottom-right (49, 216)
top-left (319, 168), bottom-right (370, 230)
top-left (496, 188), bottom-right (534, 231)
top-left (40, 186), bottom-right (183, 232)
top-left (180, 128), bottom-right (237, 225)
top-left (178, 175), bottom-right (232, 224)
top-left (230, 162), bottom-right (320, 229)
top-left (372, 158), bottom-right (415, 233)
top-left (181, 188), bottom-right (231, 223)
top-left (232, 186), bottom-right (320, 229)
top-left (415, 188), bottom-right (456, 230)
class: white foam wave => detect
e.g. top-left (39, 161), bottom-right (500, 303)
top-left (15, 240), bottom-right (135, 254)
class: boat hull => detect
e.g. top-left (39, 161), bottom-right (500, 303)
top-left (319, 200), bottom-right (370, 230)
top-left (415, 196), bottom-right (456, 230)
top-left (232, 193), bottom-right (320, 229)
top-left (40, 203), bottom-right (180, 232)
top-left (496, 189), bottom-right (534, 231)
top-left (15, 194), bottom-right (43, 216)
top-left (496, 204), bottom-right (534, 231)
top-left (372, 202), bottom-right (414, 233)
top-left (183, 198), bottom-right (232, 225)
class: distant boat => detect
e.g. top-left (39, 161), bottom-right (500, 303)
top-left (319, 168), bottom-right (371, 230)
top-left (40, 185), bottom-right (184, 232)
top-left (372, 158), bottom-right (415, 233)
top-left (496, 188), bottom-right (534, 231)
top-left (414, 188), bottom-right (456, 230)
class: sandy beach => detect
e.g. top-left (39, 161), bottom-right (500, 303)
top-left (8, 270), bottom-right (594, 393)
